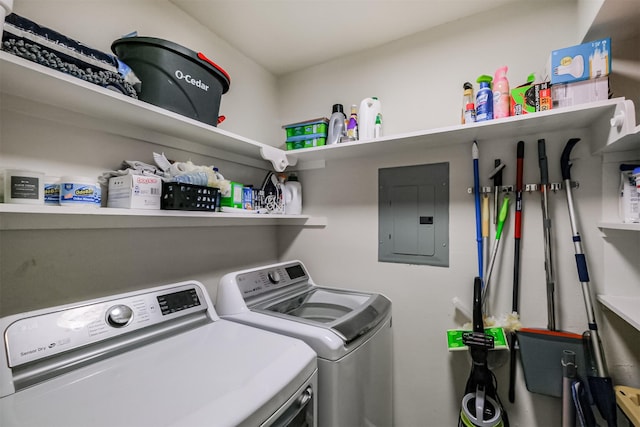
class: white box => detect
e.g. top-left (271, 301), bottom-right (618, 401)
top-left (551, 77), bottom-right (609, 109)
top-left (108, 174), bottom-right (161, 209)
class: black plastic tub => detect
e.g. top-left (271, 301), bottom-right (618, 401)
top-left (111, 36), bottom-right (230, 126)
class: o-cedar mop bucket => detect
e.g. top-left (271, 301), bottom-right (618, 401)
top-left (111, 36), bottom-right (230, 126)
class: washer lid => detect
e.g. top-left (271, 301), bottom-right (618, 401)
top-left (0, 320), bottom-right (316, 427)
top-left (253, 287), bottom-right (392, 343)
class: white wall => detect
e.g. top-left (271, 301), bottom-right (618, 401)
top-left (2, 1), bottom-right (638, 426)
top-left (277, 1), bottom-right (639, 426)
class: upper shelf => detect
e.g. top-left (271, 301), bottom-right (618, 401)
top-left (0, 51), bottom-right (288, 172)
top-left (1, 51), bottom-right (638, 174)
top-left (286, 98), bottom-right (640, 169)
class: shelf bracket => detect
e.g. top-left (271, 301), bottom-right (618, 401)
top-left (260, 145), bottom-right (294, 172)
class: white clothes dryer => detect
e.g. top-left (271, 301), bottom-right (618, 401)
top-left (216, 260), bottom-right (393, 427)
top-left (0, 280), bottom-right (317, 427)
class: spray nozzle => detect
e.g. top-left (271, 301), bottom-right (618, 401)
top-left (477, 75), bottom-right (493, 88)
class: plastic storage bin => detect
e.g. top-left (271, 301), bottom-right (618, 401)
top-left (161, 182), bottom-right (218, 211)
top-left (283, 118), bottom-right (328, 150)
top-left (111, 36), bottom-right (230, 126)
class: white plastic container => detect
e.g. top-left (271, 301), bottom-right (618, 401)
top-left (358, 97), bottom-right (381, 140)
top-left (59, 176), bottom-right (100, 208)
top-left (3, 169), bottom-right (45, 204)
top-left (283, 175), bottom-right (302, 215)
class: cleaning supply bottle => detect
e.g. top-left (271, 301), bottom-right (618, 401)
top-left (327, 104), bottom-right (346, 145)
top-left (493, 66), bottom-right (510, 119)
top-left (283, 173), bottom-right (302, 215)
top-left (461, 82), bottom-right (474, 124)
top-left (374, 113), bottom-right (382, 138)
top-left (464, 103), bottom-right (476, 124)
top-left (358, 97), bottom-right (381, 140)
top-left (475, 75), bottom-right (493, 122)
top-left (346, 104), bottom-right (358, 140)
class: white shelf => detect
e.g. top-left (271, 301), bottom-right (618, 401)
top-left (286, 98), bottom-right (636, 170)
top-left (597, 295), bottom-right (640, 331)
top-left (2, 51), bottom-right (638, 173)
top-left (0, 204), bottom-right (327, 230)
top-left (598, 222), bottom-right (640, 231)
top-left (0, 51), bottom-right (288, 172)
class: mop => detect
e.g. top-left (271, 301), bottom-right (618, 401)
top-left (473, 141), bottom-right (484, 281)
top-left (459, 277), bottom-right (509, 427)
top-left (560, 138), bottom-right (617, 426)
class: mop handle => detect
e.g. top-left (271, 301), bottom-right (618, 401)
top-left (509, 141), bottom-right (525, 404)
top-left (492, 159), bottom-right (504, 224)
top-left (538, 138), bottom-right (556, 331)
top-left (513, 141), bottom-right (525, 309)
top-left (482, 196), bottom-right (510, 305)
top-left (473, 142), bottom-right (483, 279)
top-left (560, 138), bottom-right (608, 378)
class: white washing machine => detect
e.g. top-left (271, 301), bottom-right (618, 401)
top-left (0, 280), bottom-right (317, 427)
top-left (216, 260), bottom-right (393, 427)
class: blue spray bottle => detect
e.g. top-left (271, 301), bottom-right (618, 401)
top-left (475, 75), bottom-right (493, 122)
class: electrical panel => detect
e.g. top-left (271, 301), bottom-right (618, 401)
top-left (378, 162), bottom-right (449, 267)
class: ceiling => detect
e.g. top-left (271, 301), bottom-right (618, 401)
top-left (171, 0), bottom-right (520, 76)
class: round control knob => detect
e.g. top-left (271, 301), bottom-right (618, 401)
top-left (267, 270), bottom-right (281, 284)
top-left (106, 304), bottom-right (133, 328)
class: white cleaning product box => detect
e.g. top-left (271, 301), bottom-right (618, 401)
top-left (108, 174), bottom-right (161, 209)
top-left (552, 77), bottom-right (609, 109)
top-left (550, 38), bottom-right (611, 84)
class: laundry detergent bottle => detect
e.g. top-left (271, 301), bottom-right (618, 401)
top-left (327, 103), bottom-right (346, 145)
top-left (283, 173), bottom-right (302, 215)
top-left (475, 75), bottom-right (493, 122)
top-left (358, 97), bottom-right (381, 140)
top-left (493, 66), bottom-right (510, 119)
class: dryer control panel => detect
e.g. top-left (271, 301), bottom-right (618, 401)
top-left (3, 282), bottom-right (209, 368)
top-left (236, 261), bottom-right (309, 299)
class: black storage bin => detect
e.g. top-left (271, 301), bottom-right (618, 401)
top-left (161, 182), bottom-right (218, 211)
top-left (111, 36), bottom-right (230, 126)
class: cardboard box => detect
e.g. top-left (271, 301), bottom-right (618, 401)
top-left (510, 82), bottom-right (552, 116)
top-left (550, 38), bottom-right (611, 84)
top-left (552, 77), bottom-right (609, 109)
top-left (107, 174), bottom-right (161, 209)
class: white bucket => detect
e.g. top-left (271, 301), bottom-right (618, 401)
top-left (358, 97), bottom-right (381, 141)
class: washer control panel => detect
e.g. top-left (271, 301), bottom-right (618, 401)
top-left (236, 261), bottom-right (309, 299)
top-left (4, 283), bottom-right (206, 368)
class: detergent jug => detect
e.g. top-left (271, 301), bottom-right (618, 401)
top-left (358, 97), bottom-right (381, 140)
top-left (327, 103), bottom-right (346, 145)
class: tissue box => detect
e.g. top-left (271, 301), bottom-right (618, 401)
top-left (552, 77), bottom-right (609, 108)
top-left (510, 82), bottom-right (552, 115)
top-left (108, 174), bottom-right (161, 209)
top-left (550, 38), bottom-right (611, 84)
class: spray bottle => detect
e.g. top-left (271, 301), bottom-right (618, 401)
top-left (461, 82), bottom-right (475, 124)
top-left (346, 104), bottom-right (358, 141)
top-left (327, 104), bottom-right (346, 145)
top-left (493, 66), bottom-right (510, 119)
top-left (475, 75), bottom-right (493, 122)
